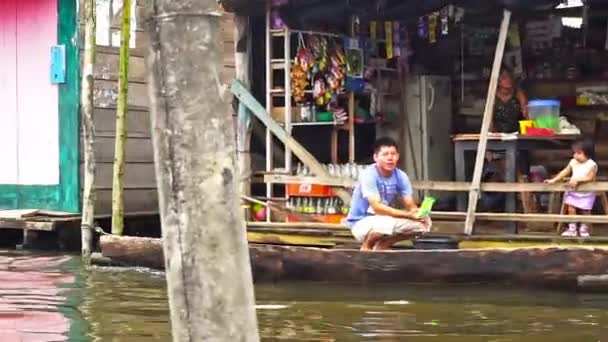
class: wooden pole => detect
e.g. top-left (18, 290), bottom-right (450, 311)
top-left (231, 80), bottom-right (352, 203)
top-left (80, 0), bottom-right (97, 261)
top-left (234, 15), bottom-right (253, 220)
top-left (111, 0), bottom-right (132, 236)
top-left (145, 1), bottom-right (259, 340)
top-left (464, 10), bottom-right (511, 235)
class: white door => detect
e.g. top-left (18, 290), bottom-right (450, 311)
top-left (0, 0), bottom-right (60, 186)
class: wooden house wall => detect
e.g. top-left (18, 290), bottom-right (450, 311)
top-left (79, 3), bottom-right (236, 214)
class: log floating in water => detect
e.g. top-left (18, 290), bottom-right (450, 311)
top-left (100, 235), bottom-right (164, 269)
top-left (100, 235), bottom-right (608, 290)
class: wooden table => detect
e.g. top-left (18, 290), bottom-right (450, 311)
top-left (453, 133), bottom-right (579, 233)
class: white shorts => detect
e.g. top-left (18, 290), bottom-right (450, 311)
top-left (351, 215), bottom-right (431, 242)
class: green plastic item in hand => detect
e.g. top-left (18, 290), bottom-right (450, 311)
top-left (417, 196), bottom-right (437, 218)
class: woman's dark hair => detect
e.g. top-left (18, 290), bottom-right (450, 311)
top-left (572, 137), bottom-right (595, 160)
top-left (373, 137), bottom-right (399, 154)
top-left (499, 65), bottom-right (513, 77)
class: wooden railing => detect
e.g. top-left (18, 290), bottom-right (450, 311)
top-left (264, 174), bottom-right (608, 224)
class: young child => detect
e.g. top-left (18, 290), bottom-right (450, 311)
top-left (546, 138), bottom-right (597, 237)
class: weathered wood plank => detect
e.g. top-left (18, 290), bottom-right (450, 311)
top-left (82, 162), bottom-right (156, 189)
top-left (92, 107), bottom-right (150, 136)
top-left (264, 174), bottom-right (608, 192)
top-left (95, 189), bottom-right (158, 214)
top-left (465, 11), bottom-right (512, 235)
top-left (247, 221), bottom-right (346, 229)
top-left (221, 12), bottom-right (235, 44)
top-left (247, 232), bottom-right (337, 247)
top-left (433, 211), bottom-right (608, 224)
top-left (78, 1), bottom-right (148, 30)
top-left (93, 44), bottom-right (147, 58)
top-left (94, 52), bottom-right (147, 83)
top-left (247, 209), bottom-right (608, 224)
top-left (93, 80), bottom-right (149, 108)
top-left (80, 135), bottom-right (154, 163)
top-left (0, 219), bottom-right (56, 231)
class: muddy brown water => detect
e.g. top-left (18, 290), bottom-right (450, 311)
top-left (1, 250), bottom-right (607, 341)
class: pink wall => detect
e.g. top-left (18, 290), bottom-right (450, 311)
top-left (0, 0), bottom-right (19, 184)
top-left (0, 0), bottom-right (59, 185)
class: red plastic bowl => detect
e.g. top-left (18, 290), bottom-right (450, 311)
top-left (525, 127), bottom-right (555, 136)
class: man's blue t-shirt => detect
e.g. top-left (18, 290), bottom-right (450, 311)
top-left (345, 164), bottom-right (413, 227)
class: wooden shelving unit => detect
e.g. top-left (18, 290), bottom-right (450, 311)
top-left (263, 7), bottom-right (356, 223)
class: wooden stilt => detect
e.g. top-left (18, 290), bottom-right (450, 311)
top-left (80, 0), bottom-right (97, 261)
top-left (464, 10), bottom-right (512, 235)
top-left (146, 2), bottom-right (259, 340)
top-left (235, 15), bottom-right (253, 220)
top-left (111, 0), bottom-right (132, 236)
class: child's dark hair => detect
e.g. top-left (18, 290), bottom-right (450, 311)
top-left (500, 64), bottom-right (513, 76)
top-left (373, 137), bottom-right (399, 154)
top-left (572, 137), bottom-right (595, 160)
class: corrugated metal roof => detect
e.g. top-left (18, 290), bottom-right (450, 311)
top-left (221, 0), bottom-right (568, 17)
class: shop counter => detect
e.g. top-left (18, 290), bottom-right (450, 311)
top-left (452, 133), bottom-right (579, 233)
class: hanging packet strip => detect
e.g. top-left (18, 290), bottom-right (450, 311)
top-left (418, 17), bottom-right (427, 40)
top-left (385, 21), bottom-right (393, 58)
top-left (440, 7), bottom-right (449, 35)
top-left (370, 21), bottom-right (378, 56)
top-left (393, 22), bottom-right (401, 57)
top-left (370, 21), bottom-right (377, 40)
top-left (428, 13), bottom-right (438, 43)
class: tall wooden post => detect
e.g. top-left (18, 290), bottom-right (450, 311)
top-left (464, 10), bottom-right (511, 235)
top-left (80, 0), bottom-right (97, 261)
top-left (145, 1), bottom-right (259, 340)
top-left (112, 0), bottom-right (132, 236)
top-left (234, 15), bottom-right (252, 219)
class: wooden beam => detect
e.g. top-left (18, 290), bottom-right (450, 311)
top-left (432, 211), bottom-right (608, 224)
top-left (234, 15), bottom-right (253, 211)
top-left (264, 174), bottom-right (608, 192)
top-left (241, 195), bottom-right (323, 223)
top-left (348, 93), bottom-right (355, 163)
top-left (462, 234), bottom-right (608, 243)
top-left (465, 10), bottom-right (511, 235)
top-left (231, 80), bottom-right (352, 203)
top-left (249, 210), bottom-right (608, 225)
top-left (0, 220), bottom-right (56, 232)
top-left (247, 221), bottom-right (346, 230)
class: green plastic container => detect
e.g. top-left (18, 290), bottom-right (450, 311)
top-left (528, 100), bottom-right (560, 131)
top-left (316, 111), bottom-right (333, 122)
top-left (535, 116), bottom-right (560, 130)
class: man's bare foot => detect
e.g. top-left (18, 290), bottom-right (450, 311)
top-left (373, 240), bottom-right (392, 251)
top-left (360, 232), bottom-right (384, 252)
top-left (360, 244), bottom-right (373, 251)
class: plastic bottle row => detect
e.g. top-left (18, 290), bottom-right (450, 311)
top-left (286, 196), bottom-right (349, 215)
top-left (295, 162), bottom-right (367, 180)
